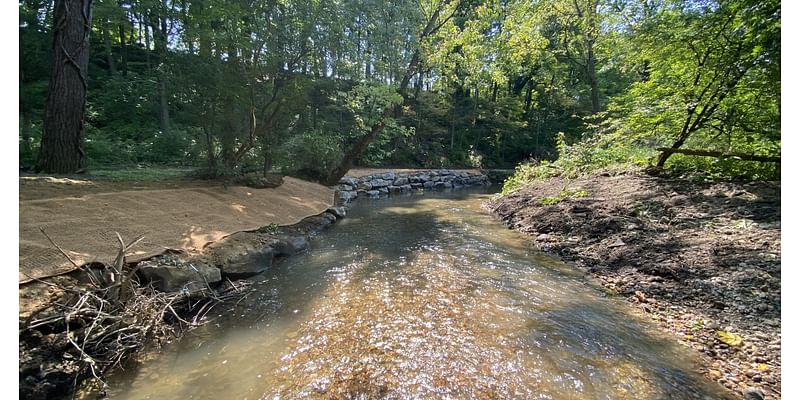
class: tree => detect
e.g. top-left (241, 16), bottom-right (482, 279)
top-left (36, 0), bottom-right (94, 173)
top-left (324, 0), bottom-right (458, 185)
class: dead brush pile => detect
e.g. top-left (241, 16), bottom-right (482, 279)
top-left (19, 232), bottom-right (253, 398)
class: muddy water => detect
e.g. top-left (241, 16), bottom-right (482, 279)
top-left (106, 189), bottom-right (729, 399)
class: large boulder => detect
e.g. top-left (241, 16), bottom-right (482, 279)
top-left (138, 261), bottom-right (222, 293)
top-left (219, 246), bottom-right (274, 278)
top-left (273, 236), bottom-right (310, 256)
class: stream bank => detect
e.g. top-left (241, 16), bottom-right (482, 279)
top-left (20, 169), bottom-right (493, 399)
top-left (485, 172), bottom-right (781, 400)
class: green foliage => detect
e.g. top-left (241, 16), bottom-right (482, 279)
top-left (501, 129), bottom-right (653, 194)
top-left (275, 130), bottom-right (343, 181)
top-left (19, 0), bottom-right (780, 181)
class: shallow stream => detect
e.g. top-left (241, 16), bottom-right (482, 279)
top-left (106, 189), bottom-right (729, 399)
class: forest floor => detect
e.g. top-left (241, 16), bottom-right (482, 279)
top-left (486, 172), bottom-right (781, 400)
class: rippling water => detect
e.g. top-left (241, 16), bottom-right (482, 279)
top-left (105, 189), bottom-right (730, 399)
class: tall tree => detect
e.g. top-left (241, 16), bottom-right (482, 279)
top-left (324, 0), bottom-right (457, 185)
top-left (36, 0), bottom-right (94, 173)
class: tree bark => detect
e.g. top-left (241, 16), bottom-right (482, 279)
top-left (36, 0), bottom-right (93, 174)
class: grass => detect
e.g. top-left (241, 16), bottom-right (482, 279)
top-left (87, 166), bottom-right (196, 182)
top-left (538, 186), bottom-right (590, 206)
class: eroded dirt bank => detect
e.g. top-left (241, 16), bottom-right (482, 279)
top-left (485, 172), bottom-right (780, 400)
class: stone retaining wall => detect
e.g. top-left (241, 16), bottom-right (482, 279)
top-left (336, 169), bottom-right (491, 203)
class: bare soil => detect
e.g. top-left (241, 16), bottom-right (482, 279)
top-left (486, 172), bottom-right (780, 400)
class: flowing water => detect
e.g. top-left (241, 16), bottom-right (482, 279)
top-left (105, 189), bottom-right (730, 399)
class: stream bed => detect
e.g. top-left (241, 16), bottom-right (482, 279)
top-left (105, 189), bottom-right (730, 399)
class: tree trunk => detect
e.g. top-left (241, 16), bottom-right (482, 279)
top-left (102, 20), bottom-right (117, 75)
top-left (36, 0), bottom-right (93, 174)
top-left (587, 40), bottom-right (600, 114)
top-left (118, 19), bottom-right (128, 76)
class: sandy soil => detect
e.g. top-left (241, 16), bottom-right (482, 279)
top-left (19, 175), bottom-right (333, 284)
top-left (486, 172), bottom-right (780, 400)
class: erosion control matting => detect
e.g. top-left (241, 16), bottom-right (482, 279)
top-left (20, 177), bottom-right (333, 284)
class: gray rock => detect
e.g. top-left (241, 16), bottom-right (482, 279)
top-left (393, 177), bottom-right (409, 186)
top-left (338, 191), bottom-right (356, 202)
top-left (378, 187), bottom-right (389, 194)
top-left (371, 179), bottom-right (389, 188)
top-left (367, 190), bottom-right (380, 197)
top-left (357, 181), bottom-right (373, 190)
top-left (388, 185), bottom-right (403, 194)
top-left (339, 177), bottom-right (358, 186)
top-left (139, 261), bottom-right (222, 292)
top-left (423, 181), bottom-right (434, 189)
top-left (411, 182), bottom-right (423, 189)
top-left (401, 184), bottom-right (412, 192)
top-left (743, 387), bottom-right (765, 400)
top-left (273, 236), bottom-right (309, 256)
top-left (382, 172), bottom-right (396, 180)
top-left (327, 206), bottom-right (347, 219)
top-left (220, 247), bottom-right (274, 278)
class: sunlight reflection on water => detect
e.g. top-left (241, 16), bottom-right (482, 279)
top-left (104, 189), bottom-right (730, 400)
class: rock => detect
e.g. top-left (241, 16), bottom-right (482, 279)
top-left (358, 181), bottom-right (373, 190)
top-left (393, 177), bottom-right (409, 186)
top-left (220, 246), bottom-right (274, 278)
top-left (272, 236), bottom-right (309, 256)
top-left (401, 184), bottom-right (412, 192)
top-left (668, 194), bottom-right (689, 206)
top-left (138, 261), bottom-right (222, 292)
top-left (339, 177), bottom-right (358, 187)
top-left (321, 212), bottom-right (338, 223)
top-left (367, 190), bottom-right (380, 197)
top-left (382, 172), bottom-right (396, 180)
top-left (378, 187), bottom-right (389, 194)
top-left (536, 233), bottom-right (550, 241)
top-left (338, 190), bottom-right (356, 202)
top-left (388, 185), bottom-right (403, 194)
top-left (371, 179), bottom-right (389, 188)
top-left (756, 303), bottom-right (769, 312)
top-left (423, 181), bottom-right (434, 189)
top-left (326, 206), bottom-right (347, 219)
top-left (608, 239), bottom-right (626, 248)
top-left (743, 387), bottom-right (765, 400)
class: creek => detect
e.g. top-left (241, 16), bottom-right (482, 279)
top-left (106, 188), bottom-right (729, 399)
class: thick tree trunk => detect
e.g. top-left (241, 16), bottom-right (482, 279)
top-left (36, 0), bottom-right (93, 174)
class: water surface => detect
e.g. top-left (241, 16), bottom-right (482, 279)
top-left (107, 189), bottom-right (729, 399)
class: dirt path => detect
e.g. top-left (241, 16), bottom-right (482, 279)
top-left (19, 176), bottom-right (334, 284)
top-left (485, 172), bottom-right (780, 400)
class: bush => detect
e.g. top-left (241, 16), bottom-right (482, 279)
top-left (275, 130), bottom-right (343, 181)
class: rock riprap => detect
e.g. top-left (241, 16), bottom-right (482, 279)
top-left (336, 169), bottom-right (490, 203)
